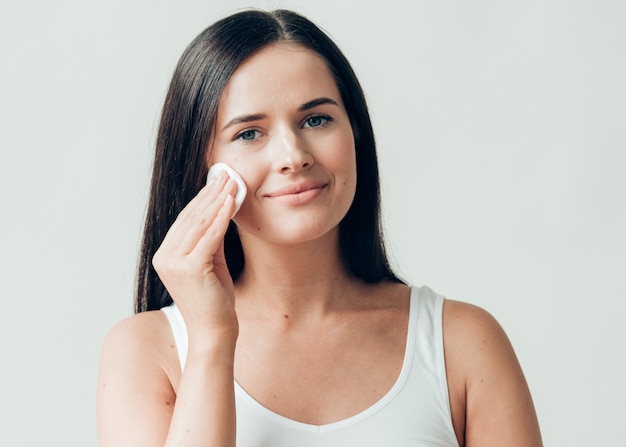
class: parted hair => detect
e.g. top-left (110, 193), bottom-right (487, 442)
top-left (135, 9), bottom-right (402, 313)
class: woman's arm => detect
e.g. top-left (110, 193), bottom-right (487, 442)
top-left (444, 300), bottom-right (543, 447)
top-left (97, 312), bottom-right (237, 447)
top-left (97, 174), bottom-right (240, 446)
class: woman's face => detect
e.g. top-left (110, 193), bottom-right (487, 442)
top-left (208, 43), bottom-right (356, 246)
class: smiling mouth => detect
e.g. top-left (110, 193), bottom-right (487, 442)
top-left (266, 181), bottom-right (328, 205)
top-left (267, 181), bottom-right (327, 197)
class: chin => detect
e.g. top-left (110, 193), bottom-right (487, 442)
top-left (239, 215), bottom-right (341, 246)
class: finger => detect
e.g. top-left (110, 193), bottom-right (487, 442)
top-left (160, 173), bottom-right (231, 250)
top-left (176, 180), bottom-right (237, 255)
top-left (188, 171), bottom-right (239, 219)
top-left (190, 193), bottom-right (236, 263)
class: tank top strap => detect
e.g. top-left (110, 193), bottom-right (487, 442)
top-left (409, 285), bottom-right (454, 430)
top-left (161, 303), bottom-right (188, 371)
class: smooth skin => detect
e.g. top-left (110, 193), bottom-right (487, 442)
top-left (97, 43), bottom-right (543, 447)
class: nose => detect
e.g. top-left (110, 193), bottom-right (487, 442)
top-left (272, 126), bottom-right (314, 174)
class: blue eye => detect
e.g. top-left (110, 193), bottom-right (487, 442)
top-left (236, 129), bottom-right (260, 141)
top-left (303, 115), bottom-right (332, 128)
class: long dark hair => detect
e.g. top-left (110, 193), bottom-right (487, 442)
top-left (135, 9), bottom-right (402, 313)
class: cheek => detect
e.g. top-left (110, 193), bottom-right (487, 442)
top-left (209, 150), bottom-right (261, 193)
top-left (326, 131), bottom-right (357, 202)
top-left (331, 132), bottom-right (357, 179)
top-left (234, 164), bottom-right (263, 195)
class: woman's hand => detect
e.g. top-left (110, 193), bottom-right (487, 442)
top-left (98, 173), bottom-right (240, 447)
top-left (152, 172), bottom-right (240, 344)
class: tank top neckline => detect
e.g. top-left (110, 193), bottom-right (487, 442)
top-left (232, 286), bottom-right (418, 433)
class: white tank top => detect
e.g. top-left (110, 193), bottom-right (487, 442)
top-left (161, 285), bottom-right (459, 447)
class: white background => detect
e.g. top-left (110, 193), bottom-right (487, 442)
top-left (1, 0), bottom-right (624, 445)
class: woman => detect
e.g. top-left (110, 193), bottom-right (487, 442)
top-left (97, 9), bottom-right (542, 447)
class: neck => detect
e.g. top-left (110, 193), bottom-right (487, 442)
top-left (233, 229), bottom-right (361, 320)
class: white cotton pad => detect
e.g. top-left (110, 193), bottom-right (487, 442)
top-left (207, 163), bottom-right (247, 217)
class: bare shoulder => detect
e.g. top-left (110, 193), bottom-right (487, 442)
top-left (99, 310), bottom-right (178, 377)
top-left (442, 299), bottom-right (543, 447)
top-left (97, 311), bottom-right (179, 446)
top-left (101, 311), bottom-right (162, 348)
top-left (443, 299), bottom-right (511, 359)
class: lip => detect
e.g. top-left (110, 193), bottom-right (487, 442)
top-left (265, 181), bottom-right (328, 205)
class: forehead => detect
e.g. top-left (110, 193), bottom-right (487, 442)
top-left (217, 43), bottom-right (343, 117)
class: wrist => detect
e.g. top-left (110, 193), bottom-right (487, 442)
top-left (187, 325), bottom-right (239, 360)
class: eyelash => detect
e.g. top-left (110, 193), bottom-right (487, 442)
top-left (303, 114), bottom-right (333, 128)
top-left (233, 114), bottom-right (334, 143)
top-left (234, 129), bottom-right (261, 142)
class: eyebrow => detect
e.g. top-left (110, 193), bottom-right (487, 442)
top-left (221, 113), bottom-right (267, 132)
top-left (221, 97), bottom-right (339, 131)
top-left (297, 97), bottom-right (339, 112)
